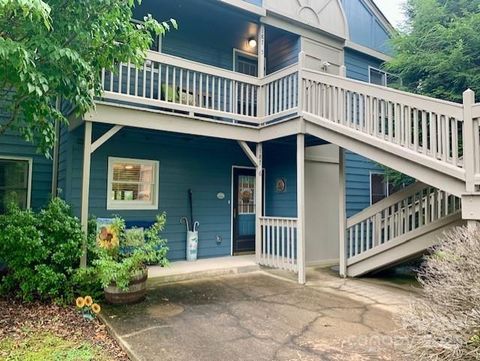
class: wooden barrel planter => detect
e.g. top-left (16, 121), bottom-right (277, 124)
top-left (104, 268), bottom-right (148, 305)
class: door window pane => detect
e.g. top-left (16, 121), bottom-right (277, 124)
top-left (238, 175), bottom-right (255, 214)
top-left (0, 159), bottom-right (30, 213)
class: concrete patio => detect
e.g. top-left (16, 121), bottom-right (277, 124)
top-left (102, 267), bottom-right (417, 361)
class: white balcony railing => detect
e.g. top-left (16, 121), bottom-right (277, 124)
top-left (345, 182), bottom-right (461, 262)
top-left (259, 216), bottom-right (298, 272)
top-left (101, 51), bottom-right (299, 126)
top-left (100, 51), bottom-right (480, 192)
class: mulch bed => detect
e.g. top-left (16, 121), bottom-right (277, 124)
top-left (0, 297), bottom-right (129, 360)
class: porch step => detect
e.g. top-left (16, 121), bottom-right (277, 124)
top-left (147, 255), bottom-right (260, 285)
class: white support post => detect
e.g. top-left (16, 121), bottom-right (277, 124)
top-left (297, 133), bottom-right (306, 284)
top-left (257, 25), bottom-right (266, 120)
top-left (338, 147), bottom-right (347, 277)
top-left (80, 121), bottom-right (92, 268)
top-left (51, 97), bottom-right (61, 197)
top-left (255, 143), bottom-right (263, 263)
top-left (257, 24), bottom-right (265, 78)
top-left (338, 66), bottom-right (348, 277)
top-left (298, 52), bottom-right (306, 115)
top-left (463, 89), bottom-right (475, 193)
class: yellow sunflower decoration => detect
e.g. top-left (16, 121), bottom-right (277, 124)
top-left (97, 225), bottom-right (120, 250)
top-left (84, 295), bottom-right (93, 306)
top-left (76, 297), bottom-right (86, 308)
top-left (91, 304), bottom-right (101, 314)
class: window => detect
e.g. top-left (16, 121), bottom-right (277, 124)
top-left (238, 175), bottom-right (255, 214)
top-left (369, 67), bottom-right (402, 88)
top-left (0, 157), bottom-right (31, 213)
top-left (107, 157), bottom-right (159, 210)
top-left (370, 172), bottom-right (400, 205)
top-left (233, 49), bottom-right (258, 77)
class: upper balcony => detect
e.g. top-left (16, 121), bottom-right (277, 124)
top-left (100, 51), bottom-right (300, 127)
top-left (98, 0), bottom-right (302, 127)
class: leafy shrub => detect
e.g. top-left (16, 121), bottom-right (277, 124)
top-left (94, 213), bottom-right (169, 290)
top-left (0, 198), bottom-right (85, 302)
top-left (400, 225), bottom-right (480, 360)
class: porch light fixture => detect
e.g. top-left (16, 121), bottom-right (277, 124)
top-left (125, 165), bottom-right (134, 170)
top-left (248, 38), bottom-right (257, 48)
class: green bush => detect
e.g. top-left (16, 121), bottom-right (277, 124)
top-left (0, 198), bottom-right (85, 303)
top-left (94, 213), bottom-right (169, 290)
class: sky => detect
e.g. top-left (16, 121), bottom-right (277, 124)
top-left (373, 0), bottom-right (407, 28)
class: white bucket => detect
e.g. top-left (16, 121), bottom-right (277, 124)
top-left (186, 231), bottom-right (198, 261)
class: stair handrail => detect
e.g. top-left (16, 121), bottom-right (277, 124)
top-left (347, 181), bottom-right (427, 228)
top-left (301, 67), bottom-right (463, 119)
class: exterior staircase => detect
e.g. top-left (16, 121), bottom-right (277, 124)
top-left (298, 67), bottom-right (478, 276)
top-left (300, 68), bottom-right (480, 197)
top-left (345, 182), bottom-right (464, 276)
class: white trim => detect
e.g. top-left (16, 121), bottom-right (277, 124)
top-left (237, 141), bottom-right (259, 167)
top-left (0, 155), bottom-right (33, 210)
top-left (233, 48), bottom-right (258, 75)
top-left (91, 125), bottom-right (123, 154)
top-left (107, 157), bottom-right (159, 210)
top-left (360, 0), bottom-right (396, 34)
top-left (219, 0), bottom-right (266, 16)
top-left (345, 41), bottom-right (392, 62)
top-left (230, 165), bottom-right (266, 256)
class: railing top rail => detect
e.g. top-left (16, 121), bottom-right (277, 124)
top-left (346, 181), bottom-right (428, 228)
top-left (260, 63), bottom-right (299, 85)
top-left (472, 103), bottom-right (480, 118)
top-left (146, 50), bottom-right (260, 86)
top-left (260, 216), bottom-right (298, 221)
top-left (302, 68), bottom-right (464, 119)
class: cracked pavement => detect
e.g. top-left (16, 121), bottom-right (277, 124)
top-left (102, 269), bottom-right (417, 361)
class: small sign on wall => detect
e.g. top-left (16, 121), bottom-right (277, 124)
top-left (275, 178), bottom-right (286, 193)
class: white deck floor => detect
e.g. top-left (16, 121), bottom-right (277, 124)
top-left (148, 255), bottom-right (258, 283)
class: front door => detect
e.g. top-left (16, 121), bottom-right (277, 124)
top-left (233, 168), bottom-right (256, 254)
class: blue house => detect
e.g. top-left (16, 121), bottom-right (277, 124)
top-left (2, 0), bottom-right (476, 283)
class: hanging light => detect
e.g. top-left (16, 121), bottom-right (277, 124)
top-left (248, 37), bottom-right (257, 48)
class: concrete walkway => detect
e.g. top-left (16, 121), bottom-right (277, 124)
top-left (102, 268), bottom-right (417, 361)
top-left (148, 255), bottom-right (259, 283)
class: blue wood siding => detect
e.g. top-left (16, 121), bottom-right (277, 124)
top-left (266, 30), bottom-right (300, 75)
top-left (344, 48), bottom-right (384, 216)
top-left (341, 0), bottom-right (391, 54)
top-left (64, 126), bottom-right (301, 260)
top-left (264, 141), bottom-right (297, 218)
top-left (135, 0), bottom-right (258, 71)
top-left (0, 107), bottom-right (52, 210)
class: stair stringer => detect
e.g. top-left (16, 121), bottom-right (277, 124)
top-left (346, 215), bottom-right (465, 277)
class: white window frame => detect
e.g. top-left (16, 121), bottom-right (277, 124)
top-left (107, 157), bottom-right (159, 210)
top-left (368, 66), bottom-right (402, 87)
top-left (369, 171), bottom-right (390, 206)
top-left (233, 48), bottom-right (258, 75)
top-left (368, 66), bottom-right (387, 86)
top-left (0, 155), bottom-right (33, 209)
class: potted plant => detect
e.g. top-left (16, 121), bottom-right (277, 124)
top-left (93, 213), bottom-right (168, 304)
